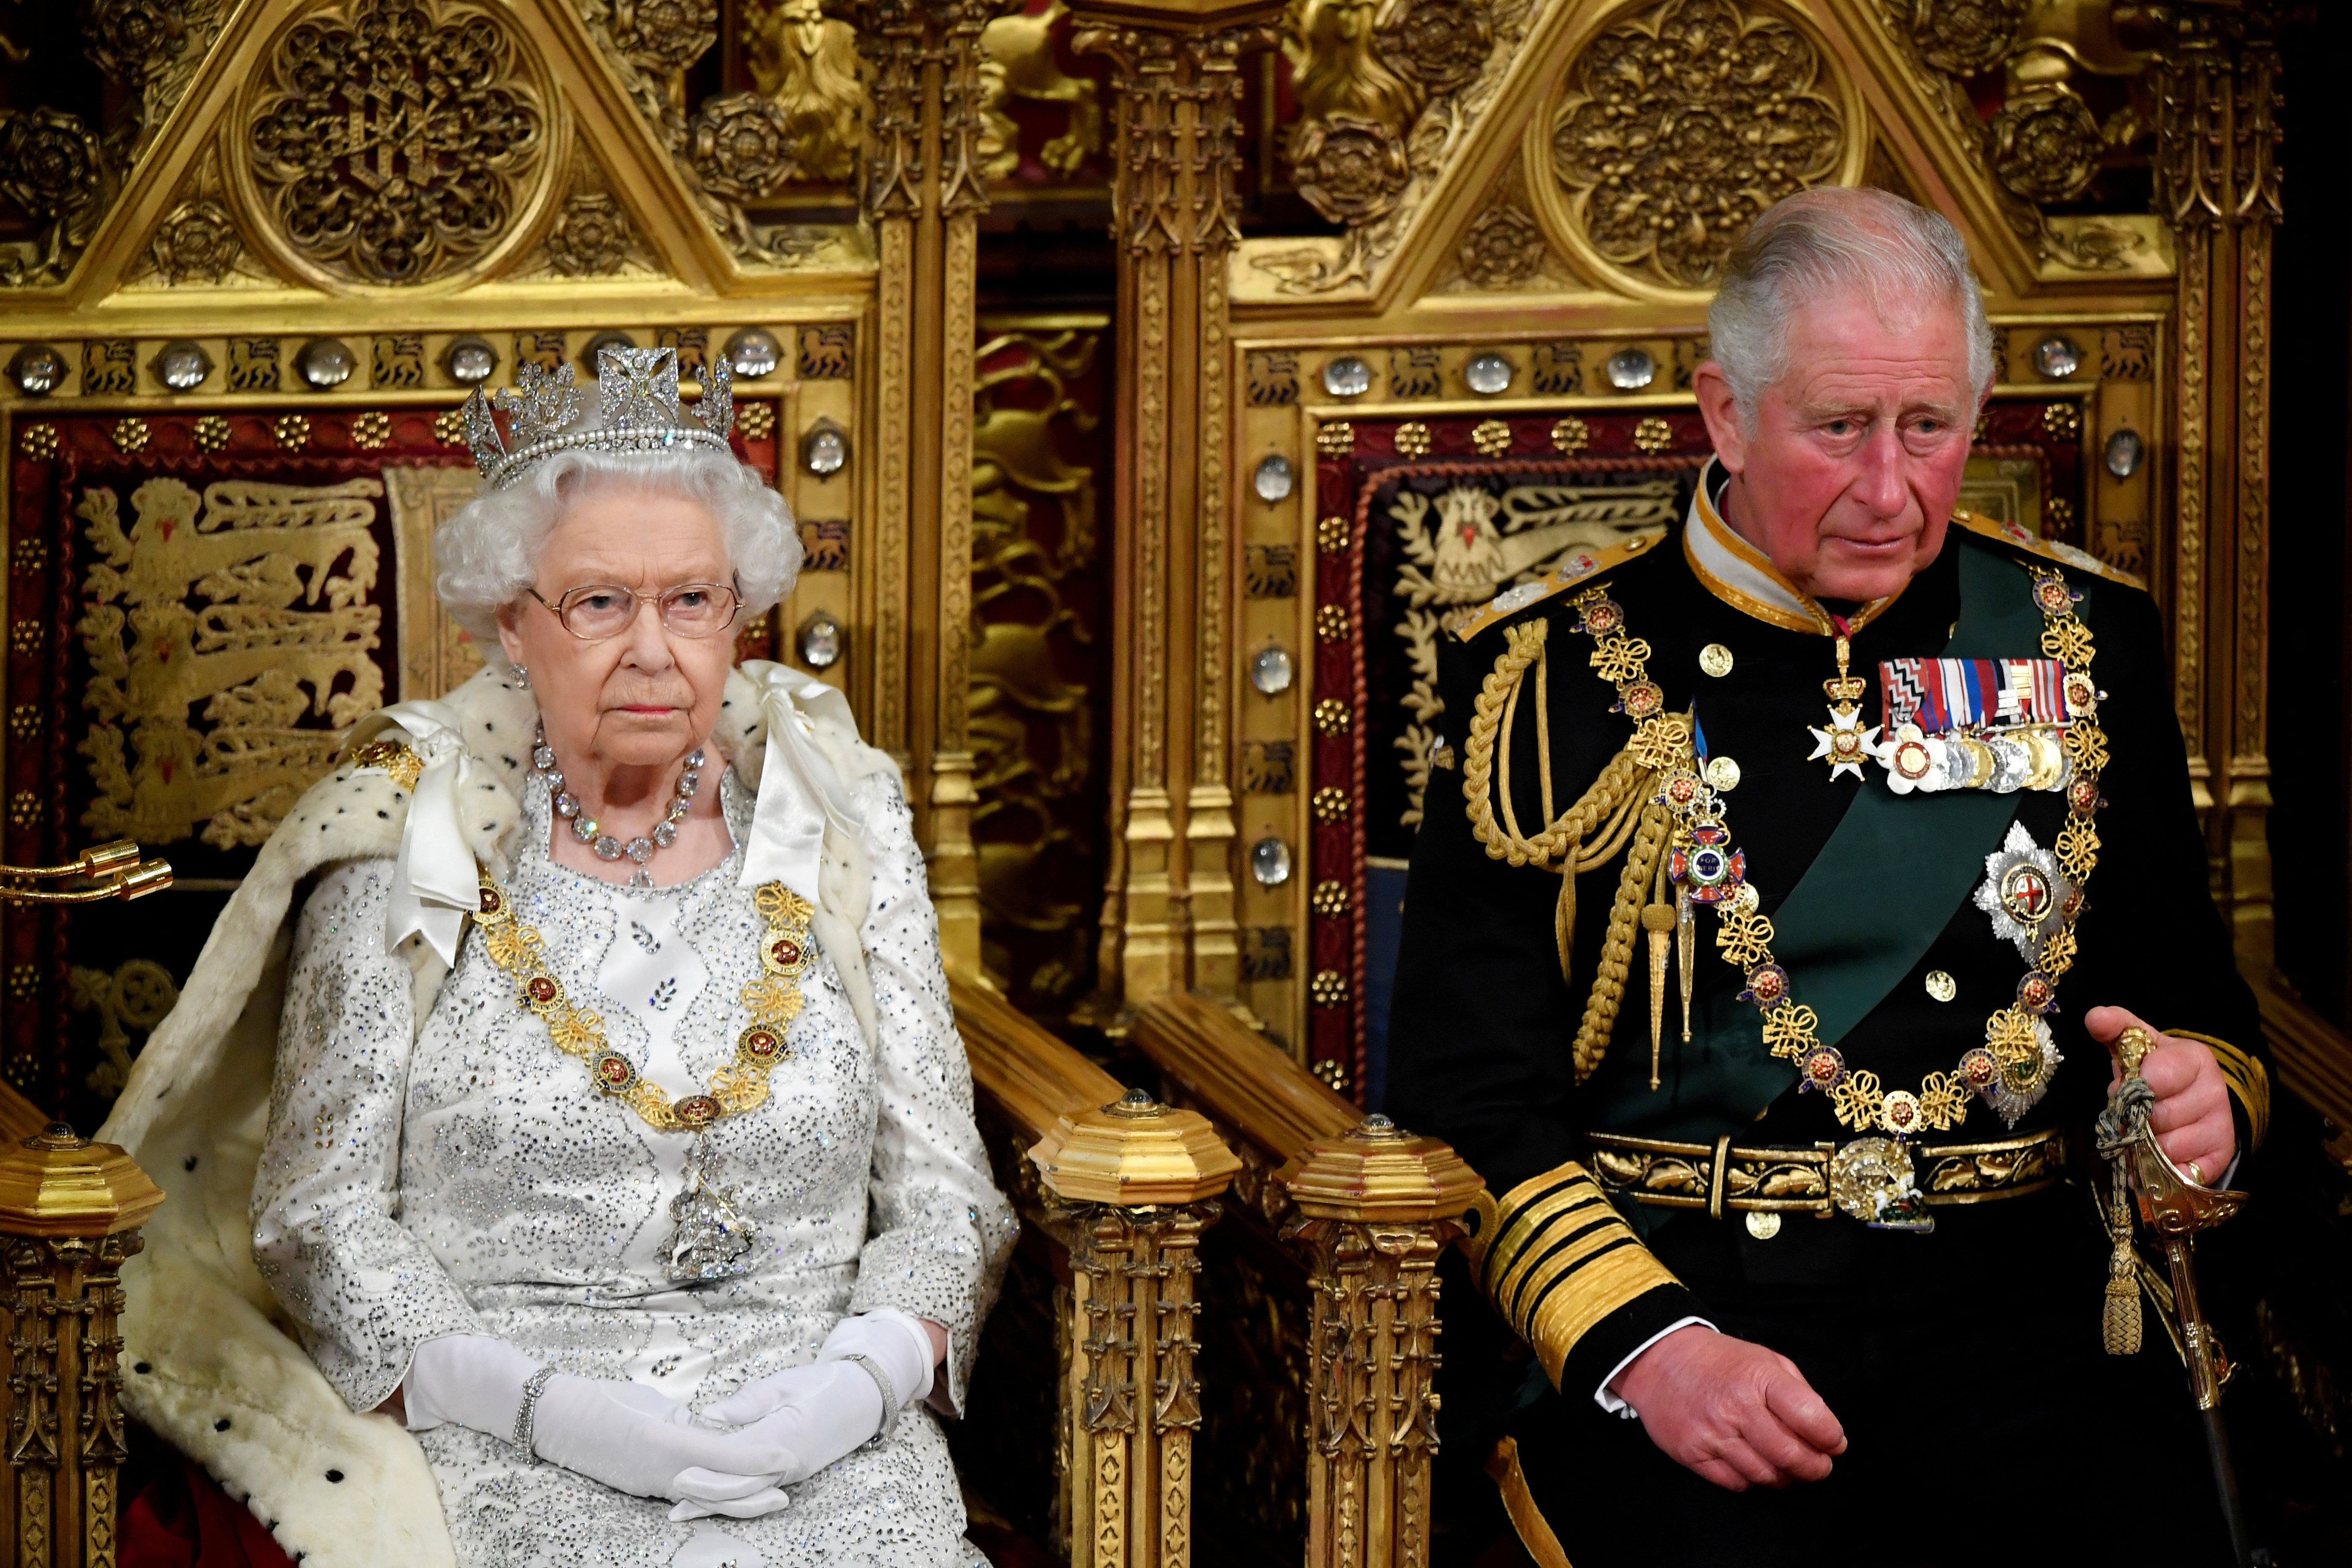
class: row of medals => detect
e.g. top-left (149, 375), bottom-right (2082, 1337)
top-left (1652, 636), bottom-right (2095, 1234)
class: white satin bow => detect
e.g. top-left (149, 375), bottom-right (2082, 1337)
top-left (348, 700), bottom-right (483, 966)
top-left (739, 663), bottom-right (864, 905)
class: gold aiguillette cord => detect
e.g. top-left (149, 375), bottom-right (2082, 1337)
top-left (1642, 852), bottom-right (1675, 1090)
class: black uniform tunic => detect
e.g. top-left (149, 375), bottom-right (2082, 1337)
top-left (1388, 501), bottom-right (2268, 1567)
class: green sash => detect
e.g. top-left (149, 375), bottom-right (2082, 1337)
top-left (1590, 536), bottom-right (2041, 1141)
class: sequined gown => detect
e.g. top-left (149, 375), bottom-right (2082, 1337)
top-left (253, 763), bottom-right (1015, 1568)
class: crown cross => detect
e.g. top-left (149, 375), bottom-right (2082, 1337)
top-left (462, 346), bottom-right (737, 489)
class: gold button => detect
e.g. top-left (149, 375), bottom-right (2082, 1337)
top-left (1699, 643), bottom-right (1734, 678)
top-left (1704, 755), bottom-right (1741, 791)
top-left (1925, 970), bottom-right (1957, 1002)
top-left (1744, 1211), bottom-right (1781, 1239)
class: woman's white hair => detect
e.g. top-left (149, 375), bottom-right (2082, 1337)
top-left (433, 441), bottom-right (802, 655)
top-left (1707, 186), bottom-right (1998, 426)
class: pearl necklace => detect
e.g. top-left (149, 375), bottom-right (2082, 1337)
top-left (533, 721), bottom-right (705, 889)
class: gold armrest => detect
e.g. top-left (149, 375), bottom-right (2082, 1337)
top-left (1130, 991), bottom-right (1358, 1164)
top-left (948, 978), bottom-right (1241, 1568)
top-left (0, 1122), bottom-right (164, 1565)
top-left (952, 975), bottom-right (1123, 1146)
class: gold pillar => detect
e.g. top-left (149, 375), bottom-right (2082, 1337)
top-left (1070, 0), bottom-right (1280, 1011)
top-left (1278, 1116), bottom-right (1482, 1568)
top-left (2133, 1), bottom-right (2281, 969)
top-left (0, 1126), bottom-right (163, 1568)
top-left (1031, 1088), bottom-right (1241, 1568)
top-left (846, 0), bottom-right (1006, 977)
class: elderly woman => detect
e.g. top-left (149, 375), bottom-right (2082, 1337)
top-left (103, 349), bottom-right (1013, 1568)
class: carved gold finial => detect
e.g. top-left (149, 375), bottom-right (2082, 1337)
top-left (1028, 1086), bottom-right (1241, 1205)
top-left (1277, 1114), bottom-right (1483, 1221)
top-left (0, 1122), bottom-right (164, 1238)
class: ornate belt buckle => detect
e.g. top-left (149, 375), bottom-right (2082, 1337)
top-left (1828, 1137), bottom-right (1935, 1233)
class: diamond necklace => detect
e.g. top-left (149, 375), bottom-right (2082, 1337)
top-left (533, 720), bottom-right (705, 888)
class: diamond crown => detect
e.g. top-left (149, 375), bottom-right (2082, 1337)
top-left (463, 346), bottom-right (736, 489)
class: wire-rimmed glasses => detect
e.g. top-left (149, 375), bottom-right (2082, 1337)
top-left (527, 577), bottom-right (744, 642)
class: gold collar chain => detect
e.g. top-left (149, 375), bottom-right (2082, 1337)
top-left (1566, 560), bottom-right (2108, 1140)
top-left (472, 870), bottom-right (815, 1132)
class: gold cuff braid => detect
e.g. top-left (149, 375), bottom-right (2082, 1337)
top-left (1481, 1160), bottom-right (1681, 1390)
top-left (2167, 1028), bottom-right (2270, 1152)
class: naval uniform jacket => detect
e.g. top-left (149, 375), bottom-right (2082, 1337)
top-left (1386, 478), bottom-right (2270, 1410)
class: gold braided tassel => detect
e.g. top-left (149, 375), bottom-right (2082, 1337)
top-left (2104, 1242), bottom-right (2143, 1355)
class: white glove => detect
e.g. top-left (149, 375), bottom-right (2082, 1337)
top-left (402, 1334), bottom-right (795, 1515)
top-left (403, 1334), bottom-right (539, 1437)
top-left (667, 1311), bottom-right (939, 1522)
top-left (534, 1375), bottom-right (795, 1510)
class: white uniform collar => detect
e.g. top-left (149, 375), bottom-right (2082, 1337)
top-left (1681, 457), bottom-right (1906, 635)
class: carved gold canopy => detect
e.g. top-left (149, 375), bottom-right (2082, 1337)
top-left (0, 0), bottom-right (2315, 1123)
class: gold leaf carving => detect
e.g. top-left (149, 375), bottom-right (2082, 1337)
top-left (1546, 0), bottom-right (1848, 293)
top-left (240, 0), bottom-right (554, 289)
top-left (76, 478), bottom-right (387, 849)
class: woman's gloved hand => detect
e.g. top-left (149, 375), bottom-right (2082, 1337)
top-left (402, 1334), bottom-right (795, 1517)
top-left (666, 1310), bottom-right (939, 1521)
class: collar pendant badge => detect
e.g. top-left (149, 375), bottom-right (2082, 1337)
top-left (1806, 626), bottom-right (1879, 781)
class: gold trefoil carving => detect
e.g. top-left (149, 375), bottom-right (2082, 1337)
top-left (243, 0), bottom-right (551, 288)
top-left (1548, 0), bottom-right (1847, 293)
top-left (1905, 0), bottom-right (2025, 76)
top-left (1388, 480), bottom-right (1675, 825)
top-left (0, 107), bottom-right (113, 288)
top-left (76, 478), bottom-right (386, 850)
top-left (970, 329), bottom-right (1103, 1006)
top-left (1459, 200), bottom-right (1552, 288)
top-left (544, 193), bottom-right (634, 276)
top-left (68, 958), bottom-right (181, 1102)
top-left (1877, 1), bottom-right (2150, 271)
top-left (84, 0), bottom-right (230, 163)
top-left (1253, 0), bottom-right (1543, 294)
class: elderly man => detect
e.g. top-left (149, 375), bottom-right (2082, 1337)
top-left (1388, 187), bottom-right (2267, 1566)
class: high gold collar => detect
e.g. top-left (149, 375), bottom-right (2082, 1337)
top-left (1682, 459), bottom-right (1904, 636)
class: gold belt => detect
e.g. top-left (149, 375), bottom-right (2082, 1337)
top-left (1586, 1125), bottom-right (2069, 1234)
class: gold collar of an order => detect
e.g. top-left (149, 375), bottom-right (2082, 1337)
top-left (1681, 459), bottom-right (1904, 637)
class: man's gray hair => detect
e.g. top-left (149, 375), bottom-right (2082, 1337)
top-left (1707, 186), bottom-right (1997, 424)
top-left (434, 440), bottom-right (802, 656)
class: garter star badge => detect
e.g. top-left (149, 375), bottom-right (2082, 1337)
top-left (1972, 821), bottom-right (2073, 961)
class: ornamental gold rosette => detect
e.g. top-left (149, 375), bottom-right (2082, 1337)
top-left (1525, 0), bottom-right (1865, 301)
top-left (234, 0), bottom-right (566, 292)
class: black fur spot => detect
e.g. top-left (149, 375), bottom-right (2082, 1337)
top-left (324, 1470), bottom-right (343, 1484)
top-left (182, 1155), bottom-right (197, 1171)
top-left (376, 811), bottom-right (389, 820)
top-left (214, 1418), bottom-right (231, 1432)
top-left (133, 1362), bottom-right (151, 1374)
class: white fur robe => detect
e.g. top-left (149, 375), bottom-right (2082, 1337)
top-left (95, 663), bottom-right (904, 1567)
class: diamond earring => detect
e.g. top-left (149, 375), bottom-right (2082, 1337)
top-left (512, 663), bottom-right (530, 689)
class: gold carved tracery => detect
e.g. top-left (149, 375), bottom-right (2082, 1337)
top-left (238, 0), bottom-right (561, 290)
top-left (1533, 0), bottom-right (1862, 297)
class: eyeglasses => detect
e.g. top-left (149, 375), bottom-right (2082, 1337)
top-left (528, 577), bottom-right (744, 642)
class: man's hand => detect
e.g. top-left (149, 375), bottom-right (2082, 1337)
top-left (1605, 1324), bottom-right (1846, 1491)
top-left (2087, 1005), bottom-right (2235, 1182)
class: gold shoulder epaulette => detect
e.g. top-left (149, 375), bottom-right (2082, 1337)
top-left (1448, 528), bottom-right (1666, 643)
top-left (1949, 508), bottom-right (2145, 590)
